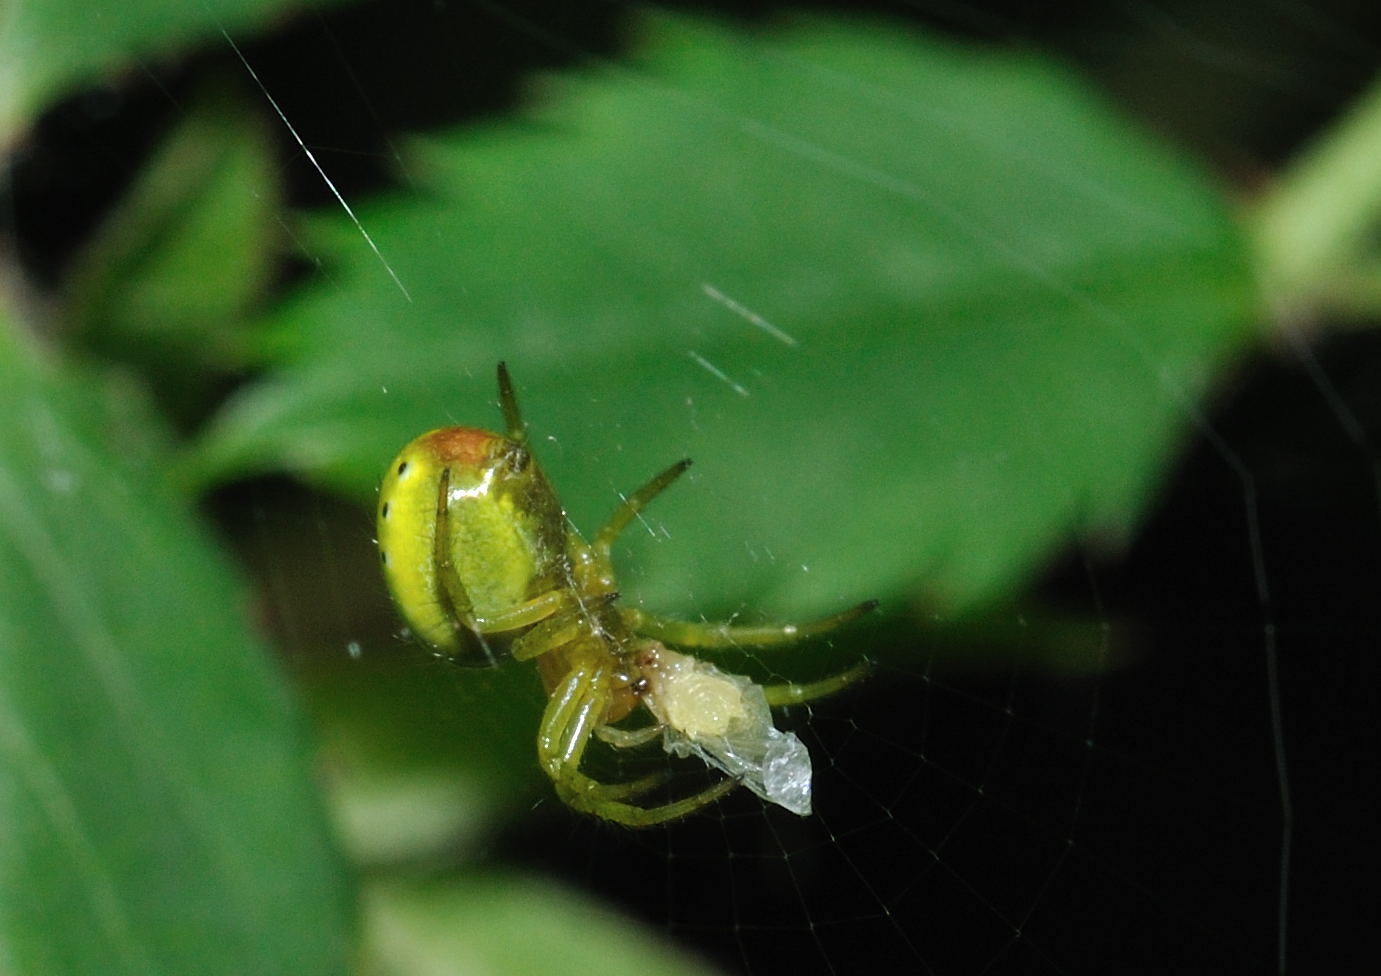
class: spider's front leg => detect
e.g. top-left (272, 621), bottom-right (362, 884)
top-left (760, 659), bottom-right (875, 706)
top-left (508, 592), bottom-right (623, 662)
top-left (429, 462), bottom-right (580, 659)
top-left (537, 663), bottom-right (737, 827)
top-left (623, 600), bottom-right (878, 649)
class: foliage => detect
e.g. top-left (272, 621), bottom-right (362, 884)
top-left (3, 0), bottom-right (1376, 972)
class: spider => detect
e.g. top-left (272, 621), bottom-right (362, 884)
top-left (376, 363), bottom-right (874, 826)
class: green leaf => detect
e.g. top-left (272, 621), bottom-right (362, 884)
top-left (0, 0), bottom-right (345, 145)
top-left (190, 13), bottom-right (1259, 619)
top-left (0, 316), bottom-right (352, 974)
top-left (1250, 72), bottom-right (1381, 318)
top-left (305, 654), bottom-right (545, 867)
top-left (64, 84), bottom-right (278, 414)
top-left (362, 874), bottom-right (722, 976)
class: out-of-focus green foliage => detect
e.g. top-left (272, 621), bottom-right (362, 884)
top-left (0, 320), bottom-right (352, 975)
top-left (64, 86), bottom-right (278, 416)
top-left (0, 0), bottom-right (346, 145)
top-left (361, 875), bottom-right (721, 976)
top-left (12, 1), bottom-right (1381, 973)
top-left (191, 13), bottom-right (1258, 618)
top-left (305, 655), bottom-right (545, 866)
top-left (1252, 78), bottom-right (1381, 318)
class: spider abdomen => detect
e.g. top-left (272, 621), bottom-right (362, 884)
top-left (377, 425), bottom-right (568, 662)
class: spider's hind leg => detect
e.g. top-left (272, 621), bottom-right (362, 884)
top-left (539, 663), bottom-right (738, 827)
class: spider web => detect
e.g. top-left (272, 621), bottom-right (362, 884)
top-left (11, 1), bottom-right (1375, 973)
top-left (471, 317), bottom-right (1381, 976)
top-left (225, 4), bottom-right (1369, 973)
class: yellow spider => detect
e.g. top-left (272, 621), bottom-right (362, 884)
top-left (376, 364), bottom-right (873, 826)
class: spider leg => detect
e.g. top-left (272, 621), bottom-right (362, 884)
top-left (592, 459), bottom-right (692, 560)
top-left (761, 660), bottom-right (874, 706)
top-left (509, 613), bottom-right (581, 662)
top-left (599, 773), bottom-right (740, 827)
top-left (509, 591), bottom-right (622, 661)
top-left (496, 362), bottom-right (526, 444)
top-left (425, 466), bottom-right (503, 663)
top-left (595, 723), bottom-right (664, 748)
top-left (538, 665), bottom-right (739, 826)
top-left (432, 474), bottom-right (566, 663)
top-left (625, 600), bottom-right (878, 649)
top-left (472, 589), bottom-right (571, 636)
top-left (433, 465), bottom-right (569, 635)
top-left (432, 465), bottom-right (474, 621)
top-left (433, 464), bottom-right (570, 639)
top-left (537, 662), bottom-right (605, 772)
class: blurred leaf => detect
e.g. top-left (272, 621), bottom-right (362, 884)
top-left (65, 83), bottom-right (277, 415)
top-left (362, 874), bottom-right (723, 976)
top-left (1251, 72), bottom-right (1381, 319)
top-left (190, 13), bottom-right (1259, 620)
top-left (0, 0), bottom-right (345, 145)
top-left (0, 315), bottom-right (351, 974)
top-left (305, 655), bottom-right (545, 866)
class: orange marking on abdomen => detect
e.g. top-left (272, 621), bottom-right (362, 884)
top-left (423, 427), bottom-right (501, 465)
